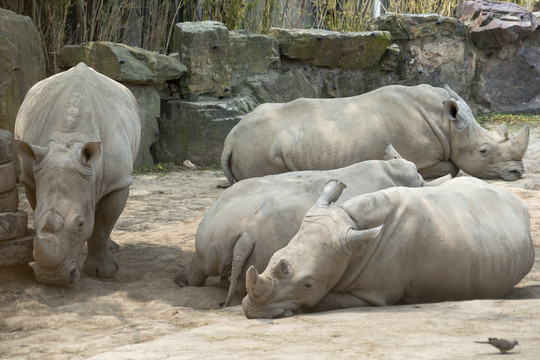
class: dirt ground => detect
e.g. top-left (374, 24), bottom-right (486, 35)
top-left (1, 125), bottom-right (539, 360)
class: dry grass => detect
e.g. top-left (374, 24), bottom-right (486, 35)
top-left (0, 0), bottom-right (535, 74)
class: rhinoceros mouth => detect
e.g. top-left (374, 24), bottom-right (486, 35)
top-left (500, 164), bottom-right (525, 181)
top-left (241, 296), bottom-right (298, 319)
top-left (32, 260), bottom-right (79, 285)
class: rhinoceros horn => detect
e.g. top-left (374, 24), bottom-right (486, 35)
top-left (246, 266), bottom-right (274, 303)
top-left (33, 233), bottom-right (63, 268)
top-left (33, 211), bottom-right (65, 267)
top-left (506, 124), bottom-right (529, 159)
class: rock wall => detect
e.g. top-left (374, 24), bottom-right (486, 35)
top-left (2, 1), bottom-right (540, 167)
top-left (0, 8), bottom-right (45, 134)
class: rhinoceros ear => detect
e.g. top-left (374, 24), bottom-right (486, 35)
top-left (383, 144), bottom-right (402, 160)
top-left (342, 225), bottom-right (383, 255)
top-left (14, 140), bottom-right (48, 164)
top-left (495, 124), bottom-right (509, 140)
top-left (443, 100), bottom-right (467, 130)
top-left (80, 142), bottom-right (101, 166)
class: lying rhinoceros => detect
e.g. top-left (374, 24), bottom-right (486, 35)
top-left (222, 84), bottom-right (529, 185)
top-left (242, 177), bottom-right (534, 319)
top-left (176, 145), bottom-right (425, 306)
top-left (14, 62), bottom-right (140, 285)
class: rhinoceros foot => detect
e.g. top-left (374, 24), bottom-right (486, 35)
top-left (83, 248), bottom-right (119, 278)
top-left (108, 239), bottom-right (120, 253)
top-left (174, 268), bottom-right (189, 287)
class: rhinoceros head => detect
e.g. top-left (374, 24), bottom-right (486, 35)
top-left (16, 140), bottom-right (101, 285)
top-left (443, 86), bottom-right (529, 181)
top-left (242, 180), bottom-right (382, 319)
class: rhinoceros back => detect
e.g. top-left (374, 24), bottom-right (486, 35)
top-left (15, 63), bottom-right (141, 198)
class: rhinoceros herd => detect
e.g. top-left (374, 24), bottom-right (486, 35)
top-left (13, 63), bottom-right (534, 319)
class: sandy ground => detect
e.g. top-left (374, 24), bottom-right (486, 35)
top-left (1, 124), bottom-right (539, 360)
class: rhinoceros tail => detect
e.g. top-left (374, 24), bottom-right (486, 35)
top-left (221, 145), bottom-right (236, 187)
top-left (223, 233), bottom-right (255, 307)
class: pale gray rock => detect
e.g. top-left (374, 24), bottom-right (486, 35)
top-left (59, 41), bottom-right (187, 85)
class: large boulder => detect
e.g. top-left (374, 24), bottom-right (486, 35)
top-left (455, 0), bottom-right (538, 49)
top-left (172, 21), bottom-right (232, 97)
top-left (59, 42), bottom-right (187, 85)
top-left (229, 30), bottom-right (281, 88)
top-left (368, 13), bottom-right (475, 106)
top-left (0, 8), bottom-right (45, 133)
top-left (475, 43), bottom-right (540, 113)
top-left (244, 69), bottom-right (318, 104)
top-left (368, 13), bottom-right (458, 40)
top-left (126, 85), bottom-right (161, 167)
top-left (268, 28), bottom-right (391, 70)
top-left (152, 97), bottom-right (257, 165)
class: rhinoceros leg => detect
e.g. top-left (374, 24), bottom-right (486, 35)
top-left (223, 233), bottom-right (255, 307)
top-left (84, 187), bottom-right (129, 278)
top-left (174, 254), bottom-right (209, 287)
top-left (418, 160), bottom-right (459, 179)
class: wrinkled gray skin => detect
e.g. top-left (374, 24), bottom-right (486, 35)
top-left (242, 177), bottom-right (534, 319)
top-left (176, 146), bottom-right (425, 307)
top-left (222, 84), bottom-right (529, 184)
top-left (14, 63), bottom-right (141, 285)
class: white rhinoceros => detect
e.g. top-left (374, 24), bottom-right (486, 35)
top-left (242, 177), bottom-right (534, 319)
top-left (14, 63), bottom-right (141, 285)
top-left (176, 146), bottom-right (425, 307)
top-left (221, 84), bottom-right (529, 185)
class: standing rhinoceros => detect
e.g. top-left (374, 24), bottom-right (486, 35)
top-left (221, 84), bottom-right (529, 185)
top-left (242, 177), bottom-right (534, 319)
top-left (176, 145), bottom-right (425, 307)
top-left (14, 63), bottom-right (140, 285)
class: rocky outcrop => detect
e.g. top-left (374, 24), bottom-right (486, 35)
top-left (126, 85), bottom-right (161, 168)
top-left (152, 97), bottom-right (258, 165)
top-left (268, 28), bottom-right (391, 69)
top-left (59, 41), bottom-right (187, 85)
top-left (368, 13), bottom-right (459, 40)
top-left (455, 0), bottom-right (538, 49)
top-left (0, 8), bottom-right (46, 134)
top-left (229, 30), bottom-right (281, 88)
top-left (172, 21), bottom-right (232, 98)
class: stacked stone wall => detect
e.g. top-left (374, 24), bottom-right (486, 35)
top-left (2, 1), bottom-right (540, 168)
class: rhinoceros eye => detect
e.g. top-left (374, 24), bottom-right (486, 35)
top-left (303, 278), bottom-right (314, 289)
top-left (75, 218), bottom-right (84, 233)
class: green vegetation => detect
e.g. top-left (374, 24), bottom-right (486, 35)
top-left (476, 113), bottom-right (540, 126)
top-left (134, 162), bottom-right (181, 174)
